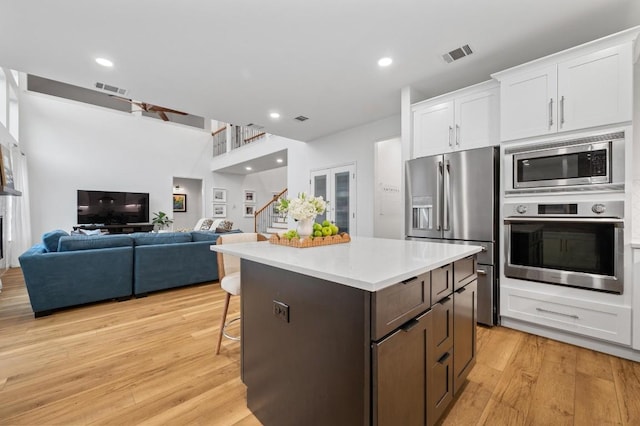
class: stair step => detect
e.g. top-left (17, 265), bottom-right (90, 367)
top-left (270, 222), bottom-right (288, 229)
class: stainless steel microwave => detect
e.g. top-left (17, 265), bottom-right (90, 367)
top-left (505, 131), bottom-right (625, 194)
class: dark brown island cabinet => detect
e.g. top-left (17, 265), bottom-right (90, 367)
top-left (240, 254), bottom-right (478, 426)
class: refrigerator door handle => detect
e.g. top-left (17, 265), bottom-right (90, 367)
top-left (443, 160), bottom-right (451, 231)
top-left (436, 161), bottom-right (443, 231)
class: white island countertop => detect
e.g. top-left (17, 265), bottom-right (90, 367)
top-left (211, 236), bottom-right (482, 292)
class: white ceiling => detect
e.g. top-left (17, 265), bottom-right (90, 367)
top-left (1, 1), bottom-right (639, 142)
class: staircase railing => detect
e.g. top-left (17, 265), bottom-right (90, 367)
top-left (254, 188), bottom-right (288, 234)
top-left (212, 124), bottom-right (268, 158)
top-left (212, 126), bottom-right (227, 156)
top-left (235, 126), bottom-right (266, 148)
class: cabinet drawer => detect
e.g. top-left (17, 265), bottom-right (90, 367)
top-left (454, 256), bottom-right (477, 291)
top-left (427, 348), bottom-right (453, 426)
top-left (431, 295), bottom-right (453, 356)
top-left (372, 272), bottom-right (431, 341)
top-left (502, 286), bottom-right (631, 345)
top-left (431, 264), bottom-right (452, 303)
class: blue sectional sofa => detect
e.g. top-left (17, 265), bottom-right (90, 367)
top-left (19, 230), bottom-right (236, 317)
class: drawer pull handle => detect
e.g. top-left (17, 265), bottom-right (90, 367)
top-left (401, 276), bottom-right (418, 285)
top-left (456, 287), bottom-right (466, 294)
top-left (536, 307), bottom-right (579, 319)
top-left (437, 352), bottom-right (451, 364)
top-left (477, 269), bottom-right (487, 275)
top-left (438, 296), bottom-right (451, 305)
top-left (401, 318), bottom-right (420, 332)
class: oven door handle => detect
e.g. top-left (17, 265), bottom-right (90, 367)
top-left (504, 217), bottom-right (624, 225)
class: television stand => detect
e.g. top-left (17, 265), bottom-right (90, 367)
top-left (74, 224), bottom-right (155, 234)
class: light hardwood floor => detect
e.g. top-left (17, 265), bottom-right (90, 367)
top-left (1, 267), bottom-right (639, 425)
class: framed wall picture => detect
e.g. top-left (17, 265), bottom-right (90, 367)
top-left (0, 145), bottom-right (15, 189)
top-left (244, 190), bottom-right (256, 204)
top-left (173, 194), bottom-right (187, 212)
top-left (212, 204), bottom-right (227, 218)
top-left (244, 204), bottom-right (256, 217)
top-left (213, 188), bottom-right (227, 203)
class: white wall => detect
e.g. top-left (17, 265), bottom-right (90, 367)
top-left (287, 115), bottom-right (400, 237)
top-left (374, 137), bottom-right (403, 239)
top-left (211, 167), bottom-right (287, 231)
top-left (20, 91), bottom-right (214, 243)
top-left (172, 177), bottom-right (202, 231)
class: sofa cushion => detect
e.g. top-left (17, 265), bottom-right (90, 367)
top-left (190, 229), bottom-right (241, 242)
top-left (130, 232), bottom-right (192, 246)
top-left (42, 229), bottom-right (69, 252)
top-left (57, 234), bottom-right (134, 252)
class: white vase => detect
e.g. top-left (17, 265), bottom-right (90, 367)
top-left (296, 218), bottom-right (315, 238)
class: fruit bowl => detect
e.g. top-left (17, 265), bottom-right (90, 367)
top-left (269, 232), bottom-right (351, 248)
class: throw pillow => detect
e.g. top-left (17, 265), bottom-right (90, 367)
top-left (199, 218), bottom-right (214, 230)
top-left (42, 229), bottom-right (69, 252)
top-left (215, 220), bottom-right (233, 232)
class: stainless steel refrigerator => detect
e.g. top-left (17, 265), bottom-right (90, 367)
top-left (406, 146), bottom-right (499, 325)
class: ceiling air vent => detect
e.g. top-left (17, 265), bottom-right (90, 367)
top-left (95, 82), bottom-right (128, 96)
top-left (245, 123), bottom-right (264, 130)
top-left (442, 44), bottom-right (473, 64)
top-left (294, 115), bottom-right (309, 122)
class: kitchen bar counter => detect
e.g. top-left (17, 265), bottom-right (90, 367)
top-left (210, 236), bottom-right (482, 291)
top-left (210, 236), bottom-right (482, 426)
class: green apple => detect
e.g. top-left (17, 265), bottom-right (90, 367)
top-left (330, 224), bottom-right (339, 235)
top-left (322, 220), bottom-right (331, 227)
top-left (321, 226), bottom-right (332, 237)
top-left (313, 223), bottom-right (323, 231)
top-left (314, 230), bottom-right (323, 237)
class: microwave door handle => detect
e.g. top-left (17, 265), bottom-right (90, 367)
top-left (443, 160), bottom-right (451, 231)
top-left (436, 161), bottom-right (442, 231)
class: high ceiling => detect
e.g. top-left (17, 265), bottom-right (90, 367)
top-left (1, 1), bottom-right (639, 142)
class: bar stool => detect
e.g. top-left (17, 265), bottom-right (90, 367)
top-left (215, 232), bottom-right (267, 355)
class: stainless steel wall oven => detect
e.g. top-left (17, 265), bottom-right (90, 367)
top-left (504, 201), bottom-right (624, 293)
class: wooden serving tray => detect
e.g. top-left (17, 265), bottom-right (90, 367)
top-left (269, 232), bottom-right (351, 248)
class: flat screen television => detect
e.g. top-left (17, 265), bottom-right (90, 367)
top-left (77, 190), bottom-right (149, 225)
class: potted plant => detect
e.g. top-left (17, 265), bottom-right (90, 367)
top-left (151, 211), bottom-right (174, 232)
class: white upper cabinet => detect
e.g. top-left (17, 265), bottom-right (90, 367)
top-left (412, 100), bottom-right (454, 158)
top-left (496, 42), bottom-right (633, 142)
top-left (411, 81), bottom-right (498, 159)
top-left (454, 87), bottom-right (499, 150)
top-left (558, 45), bottom-right (633, 132)
top-left (499, 65), bottom-right (557, 140)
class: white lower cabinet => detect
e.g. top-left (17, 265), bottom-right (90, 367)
top-left (632, 247), bottom-right (640, 350)
top-left (501, 286), bottom-right (631, 345)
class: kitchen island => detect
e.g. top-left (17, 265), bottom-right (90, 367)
top-left (211, 236), bottom-right (482, 426)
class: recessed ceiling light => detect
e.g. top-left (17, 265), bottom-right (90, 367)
top-left (95, 57), bottom-right (114, 67)
top-left (276, 158), bottom-right (283, 163)
top-left (245, 166), bottom-right (252, 171)
top-left (270, 112), bottom-right (280, 119)
top-left (377, 57), bottom-right (393, 67)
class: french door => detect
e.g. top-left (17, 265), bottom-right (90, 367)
top-left (310, 164), bottom-right (356, 235)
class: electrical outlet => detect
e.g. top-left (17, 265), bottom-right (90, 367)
top-left (273, 300), bottom-right (289, 323)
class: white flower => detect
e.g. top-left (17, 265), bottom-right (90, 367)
top-left (277, 192), bottom-right (327, 221)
